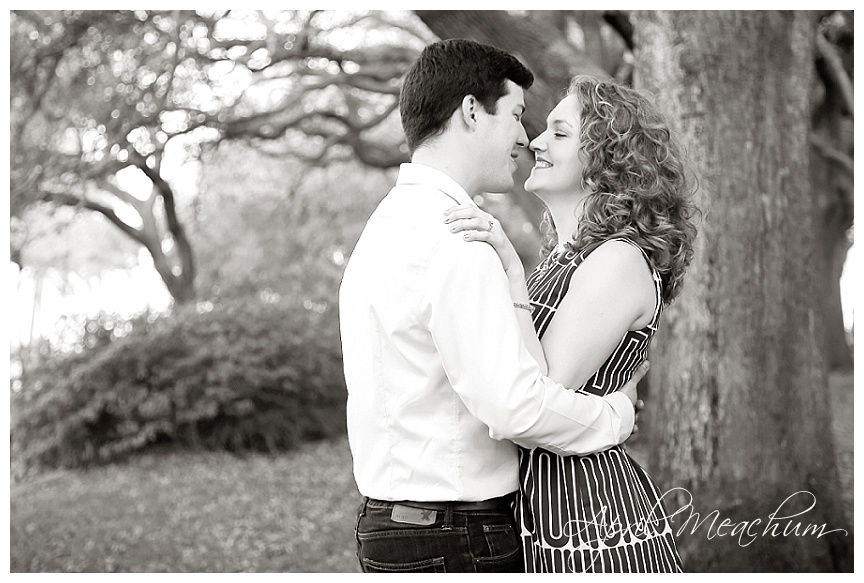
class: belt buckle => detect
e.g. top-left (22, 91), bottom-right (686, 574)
top-left (391, 504), bottom-right (437, 525)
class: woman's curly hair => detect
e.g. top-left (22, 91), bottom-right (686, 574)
top-left (540, 75), bottom-right (700, 305)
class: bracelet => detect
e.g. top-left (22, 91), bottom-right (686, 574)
top-left (514, 302), bottom-right (535, 313)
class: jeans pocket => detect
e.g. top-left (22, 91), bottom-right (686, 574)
top-left (481, 523), bottom-right (521, 560)
top-left (362, 556), bottom-right (447, 573)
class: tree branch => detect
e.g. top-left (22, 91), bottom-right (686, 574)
top-left (37, 189), bottom-right (145, 244)
top-left (815, 31), bottom-right (853, 117)
top-left (94, 178), bottom-right (152, 212)
top-left (134, 159), bottom-right (197, 299)
top-left (603, 11), bottom-right (635, 51)
top-left (811, 134), bottom-right (854, 176)
top-left (318, 100), bottom-right (399, 132)
top-left (200, 32), bottom-right (416, 71)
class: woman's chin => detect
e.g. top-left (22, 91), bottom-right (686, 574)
top-left (524, 179), bottom-right (549, 201)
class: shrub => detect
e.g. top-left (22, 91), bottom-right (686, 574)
top-left (11, 297), bottom-right (346, 480)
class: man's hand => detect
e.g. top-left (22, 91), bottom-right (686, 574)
top-left (621, 361), bottom-right (649, 433)
top-left (633, 398), bottom-right (645, 434)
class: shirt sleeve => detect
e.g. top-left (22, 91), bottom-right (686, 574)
top-left (420, 235), bottom-right (635, 456)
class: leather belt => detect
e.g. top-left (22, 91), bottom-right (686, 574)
top-left (394, 494), bottom-right (513, 513)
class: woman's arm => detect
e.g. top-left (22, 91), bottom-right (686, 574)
top-left (542, 240), bottom-right (656, 391)
top-left (444, 204), bottom-right (548, 373)
top-left (503, 259), bottom-right (549, 374)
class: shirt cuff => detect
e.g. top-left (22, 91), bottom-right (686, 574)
top-left (606, 391), bottom-right (636, 443)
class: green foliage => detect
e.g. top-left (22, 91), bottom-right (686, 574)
top-left (16, 206), bottom-right (141, 276)
top-left (11, 297), bottom-right (346, 480)
top-left (191, 143), bottom-right (393, 302)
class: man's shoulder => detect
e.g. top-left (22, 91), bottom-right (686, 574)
top-left (365, 183), bottom-right (501, 270)
top-left (386, 183), bottom-right (463, 214)
top-left (375, 185), bottom-right (474, 240)
top-left (426, 226), bottom-right (503, 274)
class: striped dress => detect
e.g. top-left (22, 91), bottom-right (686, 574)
top-left (516, 238), bottom-right (682, 573)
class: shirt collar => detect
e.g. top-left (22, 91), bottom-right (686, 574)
top-left (395, 163), bottom-right (476, 207)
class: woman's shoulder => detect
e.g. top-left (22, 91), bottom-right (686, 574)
top-left (572, 238), bottom-right (656, 299)
top-left (570, 238), bottom-right (658, 329)
top-left (574, 238), bottom-right (651, 271)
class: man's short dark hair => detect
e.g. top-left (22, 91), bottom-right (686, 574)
top-left (399, 39), bottom-right (534, 154)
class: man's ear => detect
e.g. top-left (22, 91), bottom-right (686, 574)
top-left (458, 95), bottom-right (478, 129)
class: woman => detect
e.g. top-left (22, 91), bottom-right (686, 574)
top-left (445, 75), bottom-right (699, 572)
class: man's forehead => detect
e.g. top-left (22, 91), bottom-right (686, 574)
top-left (501, 80), bottom-right (526, 110)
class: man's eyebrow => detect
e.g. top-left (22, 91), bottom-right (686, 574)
top-left (515, 104), bottom-right (525, 115)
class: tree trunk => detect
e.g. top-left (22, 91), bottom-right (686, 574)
top-left (143, 237), bottom-right (196, 305)
top-left (633, 10), bottom-right (852, 571)
top-left (139, 164), bottom-right (197, 305)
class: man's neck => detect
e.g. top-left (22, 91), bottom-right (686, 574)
top-left (411, 145), bottom-right (479, 197)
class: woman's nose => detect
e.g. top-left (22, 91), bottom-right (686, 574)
top-left (529, 136), bottom-right (544, 152)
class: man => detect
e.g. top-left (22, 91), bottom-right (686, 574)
top-left (339, 39), bottom-right (646, 573)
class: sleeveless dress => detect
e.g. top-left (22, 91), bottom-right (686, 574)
top-left (516, 238), bottom-right (682, 573)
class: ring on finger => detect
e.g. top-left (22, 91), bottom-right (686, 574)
top-left (488, 220), bottom-right (494, 232)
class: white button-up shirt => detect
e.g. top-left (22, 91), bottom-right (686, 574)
top-left (339, 163), bottom-right (634, 502)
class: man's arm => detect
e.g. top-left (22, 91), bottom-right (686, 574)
top-left (421, 237), bottom-right (637, 456)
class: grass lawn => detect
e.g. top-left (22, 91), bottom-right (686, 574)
top-left (10, 438), bottom-right (363, 573)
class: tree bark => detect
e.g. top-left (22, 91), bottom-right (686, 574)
top-left (633, 10), bottom-right (852, 571)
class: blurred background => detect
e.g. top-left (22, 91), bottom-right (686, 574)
top-left (7, 9), bottom-right (854, 573)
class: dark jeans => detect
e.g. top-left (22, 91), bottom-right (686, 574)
top-left (354, 496), bottom-right (524, 573)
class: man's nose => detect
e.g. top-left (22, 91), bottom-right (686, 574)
top-left (516, 125), bottom-right (529, 148)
